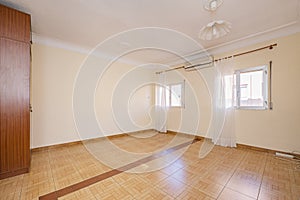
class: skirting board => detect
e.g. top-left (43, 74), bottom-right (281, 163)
top-left (32, 129), bottom-right (297, 157)
top-left (166, 130), bottom-right (205, 141)
top-left (167, 130), bottom-right (298, 157)
top-left (236, 143), bottom-right (298, 157)
top-left (31, 129), bottom-right (156, 152)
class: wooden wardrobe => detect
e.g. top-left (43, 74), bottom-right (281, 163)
top-left (0, 4), bottom-right (31, 179)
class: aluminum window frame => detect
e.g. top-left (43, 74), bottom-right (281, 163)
top-left (235, 65), bottom-right (269, 110)
top-left (166, 81), bottom-right (185, 108)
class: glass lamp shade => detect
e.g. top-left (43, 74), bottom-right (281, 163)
top-left (199, 20), bottom-right (231, 40)
top-left (204, 0), bottom-right (223, 11)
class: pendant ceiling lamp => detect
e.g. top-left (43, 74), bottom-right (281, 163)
top-left (199, 0), bottom-right (231, 40)
top-left (199, 20), bottom-right (231, 41)
top-left (204, 0), bottom-right (223, 11)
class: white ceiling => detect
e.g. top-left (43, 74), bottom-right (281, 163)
top-left (1, 0), bottom-right (300, 64)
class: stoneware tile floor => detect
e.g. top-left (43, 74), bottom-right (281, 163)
top-left (0, 131), bottom-right (299, 200)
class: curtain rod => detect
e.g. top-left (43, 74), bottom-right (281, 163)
top-left (156, 43), bottom-right (277, 74)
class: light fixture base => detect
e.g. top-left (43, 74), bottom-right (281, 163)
top-left (203, 0), bottom-right (223, 11)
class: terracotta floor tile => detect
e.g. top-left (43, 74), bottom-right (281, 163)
top-left (1, 191), bottom-right (21, 200)
top-left (185, 164), bottom-right (209, 178)
top-left (135, 187), bottom-right (172, 200)
top-left (176, 187), bottom-right (214, 200)
top-left (112, 172), bottom-right (137, 184)
top-left (0, 131), bottom-right (299, 200)
top-left (226, 169), bottom-right (262, 198)
top-left (0, 175), bottom-right (24, 195)
top-left (258, 188), bottom-right (293, 200)
top-left (54, 172), bottom-right (83, 190)
top-left (291, 184), bottom-right (300, 199)
top-left (98, 184), bottom-right (134, 200)
top-left (218, 188), bottom-right (256, 200)
top-left (141, 170), bottom-right (169, 185)
top-left (59, 188), bottom-right (96, 200)
top-left (171, 169), bottom-right (199, 186)
top-left (202, 171), bottom-right (232, 186)
top-left (121, 176), bottom-right (151, 197)
top-left (78, 164), bottom-right (107, 180)
top-left (96, 177), bottom-right (118, 191)
top-left (88, 182), bottom-right (103, 199)
top-left (191, 178), bottom-right (224, 198)
top-left (157, 177), bottom-right (189, 198)
top-left (159, 163), bottom-right (182, 175)
top-left (261, 177), bottom-right (292, 195)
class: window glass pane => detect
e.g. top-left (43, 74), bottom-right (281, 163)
top-left (240, 70), bottom-right (264, 107)
top-left (170, 84), bottom-right (182, 107)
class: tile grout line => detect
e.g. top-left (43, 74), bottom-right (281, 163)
top-left (66, 146), bottom-right (89, 195)
top-left (215, 149), bottom-right (250, 199)
top-left (17, 175), bottom-right (24, 200)
top-left (101, 139), bottom-right (198, 199)
top-left (48, 149), bottom-right (58, 196)
top-left (112, 158), bottom-right (171, 200)
top-left (256, 153), bottom-right (270, 200)
top-left (39, 138), bottom-right (200, 200)
top-left (163, 159), bottom-right (196, 199)
top-left (113, 180), bottom-right (136, 200)
top-left (213, 149), bottom-right (236, 199)
top-left (186, 147), bottom-right (237, 199)
top-left (291, 156), bottom-right (298, 197)
top-left (117, 139), bottom-right (199, 199)
top-left (172, 146), bottom-right (227, 199)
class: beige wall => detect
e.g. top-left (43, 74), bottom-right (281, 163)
top-left (94, 63), bottom-right (155, 135)
top-left (165, 69), bottom-right (211, 136)
top-left (32, 32), bottom-right (300, 153)
top-left (31, 44), bottom-right (155, 148)
top-left (229, 33), bottom-right (300, 153)
top-left (167, 32), bottom-right (300, 153)
top-left (31, 44), bottom-right (85, 148)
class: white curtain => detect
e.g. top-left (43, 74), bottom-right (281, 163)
top-left (211, 58), bottom-right (236, 147)
top-left (155, 73), bottom-right (168, 133)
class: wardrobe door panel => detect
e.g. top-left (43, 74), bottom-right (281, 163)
top-left (0, 38), bottom-right (30, 175)
top-left (0, 4), bottom-right (31, 42)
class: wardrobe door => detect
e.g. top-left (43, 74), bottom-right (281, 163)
top-left (0, 38), bottom-right (30, 177)
top-left (0, 4), bottom-right (31, 42)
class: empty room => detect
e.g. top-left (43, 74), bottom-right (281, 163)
top-left (0, 0), bottom-right (299, 199)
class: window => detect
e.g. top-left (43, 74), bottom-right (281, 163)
top-left (166, 82), bottom-right (185, 107)
top-left (235, 65), bottom-right (268, 109)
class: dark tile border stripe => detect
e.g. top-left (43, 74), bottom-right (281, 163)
top-left (39, 138), bottom-right (200, 200)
